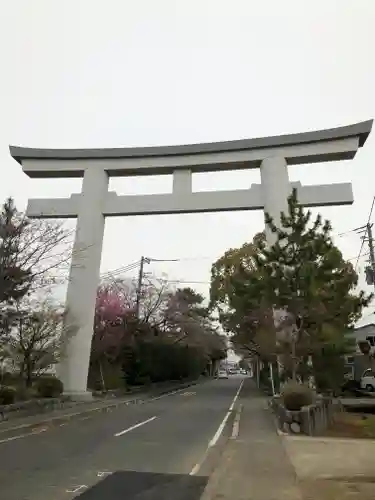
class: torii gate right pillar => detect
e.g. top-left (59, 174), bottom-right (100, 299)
top-left (260, 156), bottom-right (291, 245)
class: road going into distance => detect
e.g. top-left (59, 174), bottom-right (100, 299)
top-left (0, 376), bottom-right (246, 500)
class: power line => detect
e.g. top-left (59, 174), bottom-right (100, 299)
top-left (355, 195), bottom-right (375, 270)
top-left (337, 226), bottom-right (366, 238)
top-left (163, 279), bottom-right (210, 285)
top-left (100, 255), bottom-right (215, 281)
top-left (102, 248), bottom-right (369, 287)
top-left (100, 260), bottom-right (141, 279)
top-left (347, 252), bottom-right (369, 262)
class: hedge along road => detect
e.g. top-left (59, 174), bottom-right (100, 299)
top-left (0, 376), bottom-right (245, 500)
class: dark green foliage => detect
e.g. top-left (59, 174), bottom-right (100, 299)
top-left (35, 376), bottom-right (63, 398)
top-left (312, 335), bottom-right (354, 395)
top-left (281, 381), bottom-right (314, 411)
top-left (0, 386), bottom-right (16, 405)
top-left (122, 341), bottom-right (207, 386)
top-left (15, 385), bottom-right (35, 401)
top-left (254, 189), bottom-right (372, 335)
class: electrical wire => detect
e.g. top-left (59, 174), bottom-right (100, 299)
top-left (347, 252), bottom-right (369, 262)
top-left (100, 260), bottom-right (141, 279)
top-left (101, 246), bottom-right (368, 287)
top-left (355, 195), bottom-right (375, 270)
top-left (99, 254), bottom-right (217, 281)
top-left (161, 279), bottom-right (210, 285)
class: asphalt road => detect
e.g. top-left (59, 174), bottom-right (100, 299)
top-left (0, 376), bottom-right (246, 500)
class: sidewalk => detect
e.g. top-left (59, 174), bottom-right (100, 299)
top-left (283, 434), bottom-right (375, 499)
top-left (200, 379), bottom-right (303, 500)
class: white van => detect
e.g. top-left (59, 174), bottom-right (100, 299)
top-left (360, 368), bottom-right (375, 392)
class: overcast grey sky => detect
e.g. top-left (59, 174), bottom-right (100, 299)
top-left (1, 1), bottom-right (374, 324)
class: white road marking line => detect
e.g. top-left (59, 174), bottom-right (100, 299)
top-left (208, 380), bottom-right (244, 448)
top-left (148, 388), bottom-right (184, 402)
top-left (231, 404), bottom-right (243, 439)
top-left (147, 383), bottom-right (200, 402)
top-left (66, 485), bottom-right (87, 494)
top-left (114, 416), bottom-right (157, 437)
top-left (0, 427), bottom-right (47, 444)
top-left (190, 380), bottom-right (244, 475)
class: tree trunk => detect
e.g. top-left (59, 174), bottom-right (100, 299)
top-left (99, 360), bottom-right (106, 392)
top-left (269, 362), bottom-right (275, 395)
top-left (291, 339), bottom-right (297, 382)
top-left (25, 360), bottom-right (33, 388)
top-left (19, 362), bottom-right (25, 385)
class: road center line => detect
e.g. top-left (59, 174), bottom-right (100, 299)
top-left (208, 380), bottom-right (244, 448)
top-left (114, 416), bottom-right (157, 437)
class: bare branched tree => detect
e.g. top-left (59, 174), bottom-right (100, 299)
top-left (140, 275), bottom-right (174, 326)
top-left (0, 198), bottom-right (75, 351)
top-left (11, 219), bottom-right (74, 290)
top-left (0, 198), bottom-right (74, 295)
top-left (5, 298), bottom-right (74, 387)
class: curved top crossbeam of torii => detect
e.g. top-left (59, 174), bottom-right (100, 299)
top-left (10, 119), bottom-right (373, 179)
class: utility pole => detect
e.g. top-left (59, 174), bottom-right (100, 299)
top-left (135, 256), bottom-right (150, 319)
top-left (133, 255), bottom-right (180, 319)
top-left (367, 223), bottom-right (375, 278)
top-left (364, 223), bottom-right (375, 291)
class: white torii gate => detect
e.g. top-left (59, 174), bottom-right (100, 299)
top-left (10, 120), bottom-right (373, 398)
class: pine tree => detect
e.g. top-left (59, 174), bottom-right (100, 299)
top-left (255, 189), bottom-right (372, 381)
top-left (210, 188), bottom-right (373, 386)
top-left (256, 188), bottom-right (371, 334)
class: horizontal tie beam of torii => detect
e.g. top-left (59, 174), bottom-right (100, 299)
top-left (25, 180), bottom-right (353, 219)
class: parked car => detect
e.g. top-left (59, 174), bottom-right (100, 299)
top-left (360, 368), bottom-right (375, 392)
top-left (218, 369), bottom-right (229, 379)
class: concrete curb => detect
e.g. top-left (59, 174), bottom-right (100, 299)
top-left (0, 380), bottom-right (199, 435)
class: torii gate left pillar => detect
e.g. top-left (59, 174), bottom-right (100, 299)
top-left (60, 167), bottom-right (108, 397)
top-left (10, 120), bottom-right (372, 399)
